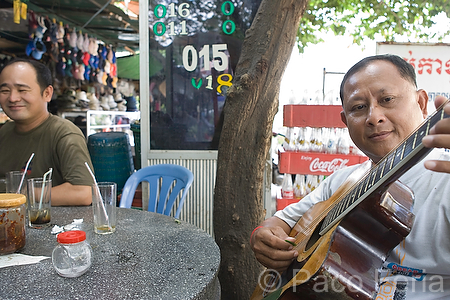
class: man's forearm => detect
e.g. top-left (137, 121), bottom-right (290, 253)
top-left (51, 182), bottom-right (92, 206)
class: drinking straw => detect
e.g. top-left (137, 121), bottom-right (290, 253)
top-left (17, 152), bottom-right (34, 194)
top-left (84, 162), bottom-right (111, 229)
top-left (38, 168), bottom-right (52, 210)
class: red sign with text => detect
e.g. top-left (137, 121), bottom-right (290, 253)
top-left (278, 150), bottom-right (369, 176)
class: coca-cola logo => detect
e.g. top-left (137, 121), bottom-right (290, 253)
top-left (309, 158), bottom-right (349, 173)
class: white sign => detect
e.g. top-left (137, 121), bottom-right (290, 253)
top-left (377, 42), bottom-right (450, 111)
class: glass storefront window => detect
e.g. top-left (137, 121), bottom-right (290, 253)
top-left (148, 0), bottom-right (261, 150)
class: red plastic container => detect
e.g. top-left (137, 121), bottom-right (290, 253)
top-left (283, 105), bottom-right (346, 128)
top-left (276, 197), bottom-right (300, 211)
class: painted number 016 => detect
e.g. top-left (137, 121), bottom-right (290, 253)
top-left (183, 44), bottom-right (228, 72)
top-left (153, 3), bottom-right (190, 36)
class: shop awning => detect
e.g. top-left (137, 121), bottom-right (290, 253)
top-left (0, 0), bottom-right (139, 54)
top-left (117, 53), bottom-right (164, 80)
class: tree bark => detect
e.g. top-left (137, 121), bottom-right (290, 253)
top-left (213, 1), bottom-right (309, 299)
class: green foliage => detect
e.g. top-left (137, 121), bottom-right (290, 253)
top-left (297, 0), bottom-right (450, 52)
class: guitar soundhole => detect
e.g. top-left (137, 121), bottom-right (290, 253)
top-left (304, 220), bottom-right (324, 252)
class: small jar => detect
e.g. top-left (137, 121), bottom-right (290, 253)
top-left (0, 193), bottom-right (26, 255)
top-left (52, 230), bottom-right (92, 278)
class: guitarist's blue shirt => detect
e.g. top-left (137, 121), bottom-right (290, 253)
top-left (275, 148), bottom-right (450, 299)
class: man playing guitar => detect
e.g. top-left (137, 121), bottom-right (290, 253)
top-left (251, 54), bottom-right (450, 299)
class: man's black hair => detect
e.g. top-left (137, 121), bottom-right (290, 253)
top-left (339, 54), bottom-right (417, 103)
top-left (2, 58), bottom-right (53, 95)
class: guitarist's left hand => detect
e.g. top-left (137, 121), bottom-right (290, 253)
top-left (422, 95), bottom-right (450, 173)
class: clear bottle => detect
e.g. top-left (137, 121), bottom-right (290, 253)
top-left (289, 127), bottom-right (298, 151)
top-left (297, 127), bottom-right (307, 152)
top-left (281, 174), bottom-right (294, 199)
top-left (310, 128), bottom-right (324, 152)
top-left (282, 127), bottom-right (292, 151)
top-left (337, 128), bottom-right (350, 155)
top-left (306, 174), bottom-right (320, 194)
top-left (309, 128), bottom-right (318, 152)
top-left (325, 127), bottom-right (338, 154)
top-left (293, 174), bottom-right (307, 199)
top-left (52, 230), bottom-right (92, 278)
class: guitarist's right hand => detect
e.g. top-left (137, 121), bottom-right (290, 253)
top-left (250, 216), bottom-right (299, 272)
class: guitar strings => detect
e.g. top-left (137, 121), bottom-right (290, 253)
top-left (292, 168), bottom-right (373, 250)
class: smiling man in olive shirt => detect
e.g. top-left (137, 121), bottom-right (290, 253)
top-left (0, 58), bottom-right (94, 206)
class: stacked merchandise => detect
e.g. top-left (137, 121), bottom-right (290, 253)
top-left (276, 104), bottom-right (369, 210)
top-left (24, 11), bottom-right (119, 89)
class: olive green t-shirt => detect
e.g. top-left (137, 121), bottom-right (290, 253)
top-left (0, 114), bottom-right (94, 188)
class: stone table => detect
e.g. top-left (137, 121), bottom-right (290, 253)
top-left (1, 206), bottom-right (220, 300)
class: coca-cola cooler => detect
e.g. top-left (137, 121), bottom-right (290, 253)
top-left (277, 104), bottom-right (369, 210)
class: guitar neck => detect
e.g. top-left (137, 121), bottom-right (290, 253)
top-left (320, 103), bottom-right (450, 235)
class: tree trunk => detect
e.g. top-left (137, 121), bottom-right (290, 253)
top-left (213, 1), bottom-right (309, 299)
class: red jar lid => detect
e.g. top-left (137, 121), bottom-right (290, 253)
top-left (57, 230), bottom-right (86, 244)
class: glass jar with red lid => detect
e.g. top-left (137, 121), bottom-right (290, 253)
top-left (52, 230), bottom-right (92, 277)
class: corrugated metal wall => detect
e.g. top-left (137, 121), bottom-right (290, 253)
top-left (146, 151), bottom-right (271, 236)
top-left (148, 156), bottom-right (217, 236)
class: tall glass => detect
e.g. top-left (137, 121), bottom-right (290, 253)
top-left (6, 171), bottom-right (27, 195)
top-left (27, 178), bottom-right (52, 228)
top-left (92, 182), bottom-right (116, 234)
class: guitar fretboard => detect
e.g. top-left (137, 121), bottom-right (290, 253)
top-left (320, 105), bottom-right (450, 234)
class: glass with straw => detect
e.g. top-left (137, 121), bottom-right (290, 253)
top-left (3, 153), bottom-right (34, 195)
top-left (85, 162), bottom-right (116, 234)
top-left (27, 168), bottom-right (52, 228)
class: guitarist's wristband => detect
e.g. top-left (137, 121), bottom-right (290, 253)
top-left (250, 226), bottom-right (263, 244)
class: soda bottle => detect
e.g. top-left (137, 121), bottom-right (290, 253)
top-left (297, 127), bottom-right (307, 152)
top-left (281, 174), bottom-right (294, 199)
top-left (306, 174), bottom-right (320, 194)
top-left (337, 128), bottom-right (350, 155)
top-left (293, 174), bottom-right (307, 199)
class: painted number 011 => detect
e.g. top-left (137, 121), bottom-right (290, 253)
top-left (153, 3), bottom-right (190, 36)
top-left (183, 44), bottom-right (228, 72)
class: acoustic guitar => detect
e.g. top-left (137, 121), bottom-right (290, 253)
top-left (251, 101), bottom-right (450, 300)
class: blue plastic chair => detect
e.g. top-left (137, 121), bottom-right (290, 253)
top-left (119, 164), bottom-right (193, 218)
